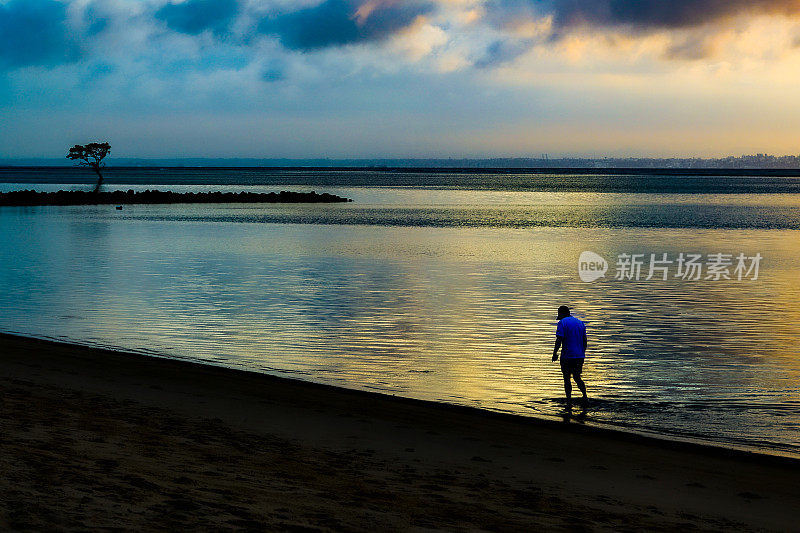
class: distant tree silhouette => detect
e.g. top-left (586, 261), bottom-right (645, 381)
top-left (67, 142), bottom-right (111, 193)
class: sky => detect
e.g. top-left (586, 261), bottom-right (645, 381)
top-left (2, 0), bottom-right (800, 159)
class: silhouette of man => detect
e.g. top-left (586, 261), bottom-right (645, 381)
top-left (552, 306), bottom-right (587, 404)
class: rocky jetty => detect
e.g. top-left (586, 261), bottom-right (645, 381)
top-left (0, 189), bottom-right (352, 206)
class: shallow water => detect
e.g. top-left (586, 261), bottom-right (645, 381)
top-left (1, 174), bottom-right (799, 456)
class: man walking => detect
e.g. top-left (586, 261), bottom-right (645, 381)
top-left (552, 305), bottom-right (587, 404)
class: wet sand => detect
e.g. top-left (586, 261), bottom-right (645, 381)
top-left (0, 333), bottom-right (797, 531)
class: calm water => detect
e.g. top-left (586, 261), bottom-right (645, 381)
top-left (1, 169), bottom-right (799, 456)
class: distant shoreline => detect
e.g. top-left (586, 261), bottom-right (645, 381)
top-left (5, 165), bottom-right (800, 176)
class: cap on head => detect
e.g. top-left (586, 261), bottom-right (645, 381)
top-left (557, 305), bottom-right (571, 319)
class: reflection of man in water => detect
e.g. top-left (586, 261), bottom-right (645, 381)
top-left (552, 306), bottom-right (588, 404)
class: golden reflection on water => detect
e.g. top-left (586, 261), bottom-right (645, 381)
top-left (0, 205), bottom-right (798, 453)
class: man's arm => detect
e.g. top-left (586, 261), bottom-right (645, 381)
top-left (583, 332), bottom-right (587, 351)
top-left (553, 337), bottom-right (562, 361)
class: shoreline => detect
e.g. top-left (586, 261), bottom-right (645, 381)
top-left (6, 165), bottom-right (800, 177)
top-left (1, 332), bottom-right (798, 530)
top-left (5, 331), bottom-right (797, 464)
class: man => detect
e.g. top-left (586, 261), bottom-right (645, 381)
top-left (552, 305), bottom-right (587, 404)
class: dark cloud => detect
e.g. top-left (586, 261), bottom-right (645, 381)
top-left (259, 0), bottom-right (434, 51)
top-left (483, 0), bottom-right (800, 62)
top-left (156, 0), bottom-right (239, 36)
top-left (0, 0), bottom-right (80, 69)
top-left (544, 0), bottom-right (800, 31)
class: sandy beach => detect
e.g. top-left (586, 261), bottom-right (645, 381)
top-left (0, 332), bottom-right (797, 531)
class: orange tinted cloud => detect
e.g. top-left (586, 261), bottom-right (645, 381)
top-left (548, 0), bottom-right (800, 31)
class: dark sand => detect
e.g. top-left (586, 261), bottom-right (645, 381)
top-left (0, 333), bottom-right (797, 531)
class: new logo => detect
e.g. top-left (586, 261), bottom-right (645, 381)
top-left (578, 251), bottom-right (608, 282)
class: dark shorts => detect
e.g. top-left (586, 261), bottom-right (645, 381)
top-left (560, 357), bottom-right (584, 377)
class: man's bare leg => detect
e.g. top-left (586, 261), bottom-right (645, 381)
top-left (562, 373), bottom-right (572, 404)
top-left (574, 375), bottom-right (588, 401)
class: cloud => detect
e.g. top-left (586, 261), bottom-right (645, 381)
top-left (3, 0), bottom-right (799, 84)
top-left (258, 0), bottom-right (435, 51)
top-left (0, 0), bottom-right (81, 69)
top-left (473, 38), bottom-right (532, 68)
top-left (545, 0), bottom-right (800, 31)
top-left (261, 67), bottom-right (284, 82)
top-left (663, 32), bottom-right (720, 60)
top-left (388, 18), bottom-right (447, 61)
top-left (155, 0), bottom-right (239, 35)
top-left (480, 0), bottom-right (800, 63)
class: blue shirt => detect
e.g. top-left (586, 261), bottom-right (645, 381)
top-left (556, 316), bottom-right (586, 359)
